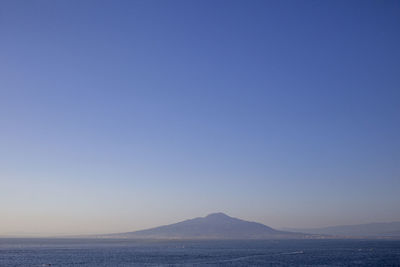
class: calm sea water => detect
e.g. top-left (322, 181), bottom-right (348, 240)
top-left (0, 238), bottom-right (399, 266)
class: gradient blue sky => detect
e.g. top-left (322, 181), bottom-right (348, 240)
top-left (1, 0), bottom-right (399, 235)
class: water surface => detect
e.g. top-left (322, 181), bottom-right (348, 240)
top-left (1, 238), bottom-right (399, 266)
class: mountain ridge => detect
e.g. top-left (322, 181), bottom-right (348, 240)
top-left (104, 212), bottom-right (310, 239)
top-left (282, 221), bottom-right (400, 238)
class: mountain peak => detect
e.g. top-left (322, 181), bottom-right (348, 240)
top-left (205, 212), bottom-right (231, 219)
top-left (106, 212), bottom-right (307, 239)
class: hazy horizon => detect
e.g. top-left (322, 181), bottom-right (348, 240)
top-left (1, 212), bottom-right (400, 238)
top-left (1, 0), bottom-right (399, 236)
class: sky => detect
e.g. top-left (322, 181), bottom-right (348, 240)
top-left (0, 0), bottom-right (399, 236)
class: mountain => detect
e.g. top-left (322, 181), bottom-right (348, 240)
top-left (283, 222), bottom-right (400, 238)
top-left (106, 213), bottom-right (311, 239)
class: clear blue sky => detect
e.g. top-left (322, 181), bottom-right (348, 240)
top-left (1, 0), bottom-right (399, 235)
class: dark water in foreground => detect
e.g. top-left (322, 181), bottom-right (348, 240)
top-left (0, 238), bottom-right (399, 266)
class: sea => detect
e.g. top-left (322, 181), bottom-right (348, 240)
top-left (0, 238), bottom-right (399, 266)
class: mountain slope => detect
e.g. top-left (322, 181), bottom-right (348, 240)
top-left (284, 222), bottom-right (400, 238)
top-left (107, 213), bottom-right (308, 239)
